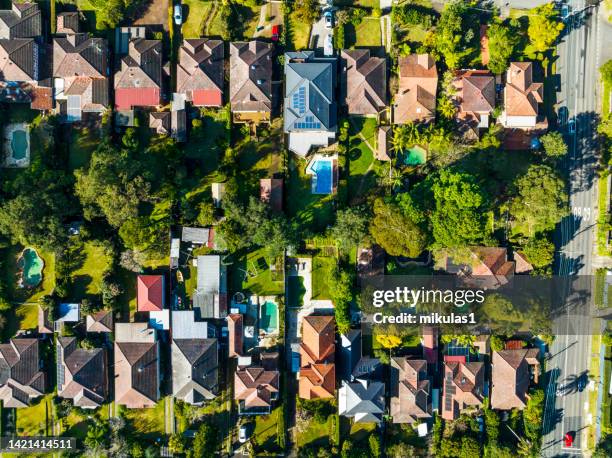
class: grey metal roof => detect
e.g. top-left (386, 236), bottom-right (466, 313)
top-left (284, 52), bottom-right (337, 133)
top-left (171, 311), bottom-right (208, 339)
top-left (339, 379), bottom-right (385, 420)
top-left (181, 227), bottom-right (210, 244)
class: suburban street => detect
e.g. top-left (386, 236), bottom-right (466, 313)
top-left (542, 0), bottom-right (604, 456)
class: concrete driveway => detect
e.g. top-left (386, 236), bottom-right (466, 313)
top-left (309, 10), bottom-right (330, 51)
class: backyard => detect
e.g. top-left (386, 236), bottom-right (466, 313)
top-left (229, 247), bottom-right (285, 297)
top-left (252, 406), bottom-right (283, 454)
top-left (16, 394), bottom-right (54, 436)
top-left (345, 18), bottom-right (382, 48)
top-left (123, 399), bottom-right (166, 440)
top-left (347, 117), bottom-right (382, 202)
top-left (311, 255), bottom-right (336, 300)
top-left (70, 241), bottom-right (113, 301)
top-left (68, 127), bottom-right (99, 171)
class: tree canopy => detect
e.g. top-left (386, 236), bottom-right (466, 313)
top-left (540, 131), bottom-right (568, 158)
top-left (487, 21), bottom-right (517, 75)
top-left (435, 1), bottom-right (480, 69)
top-left (330, 207), bottom-right (370, 249)
top-left (527, 3), bottom-right (564, 57)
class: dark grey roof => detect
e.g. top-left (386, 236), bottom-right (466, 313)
top-left (171, 109), bottom-right (187, 142)
top-left (340, 330), bottom-right (361, 381)
top-left (58, 337), bottom-right (107, 402)
top-left (284, 51), bottom-right (337, 133)
top-left (127, 38), bottom-right (162, 86)
top-left (91, 77), bottom-right (109, 106)
top-left (116, 342), bottom-right (159, 402)
top-left (0, 38), bottom-right (37, 81)
top-left (0, 338), bottom-right (45, 395)
top-left (0, 2), bottom-right (41, 39)
top-left (174, 338), bottom-right (218, 394)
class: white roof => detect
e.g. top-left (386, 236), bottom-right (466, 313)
top-left (115, 322), bottom-right (156, 343)
top-left (171, 310), bottom-right (208, 339)
top-left (149, 309), bottom-right (170, 330)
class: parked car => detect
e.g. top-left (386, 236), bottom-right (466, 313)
top-left (324, 11), bottom-right (333, 29)
top-left (239, 425), bottom-right (249, 443)
top-left (271, 25), bottom-right (280, 41)
top-left (324, 34), bottom-right (333, 56)
top-left (564, 431), bottom-right (574, 448)
top-left (174, 4), bottom-right (183, 25)
top-left (568, 118), bottom-right (576, 134)
top-left (561, 4), bottom-right (571, 20)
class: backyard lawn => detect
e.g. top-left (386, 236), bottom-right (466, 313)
top-left (347, 117), bottom-right (381, 202)
top-left (123, 399), bottom-right (166, 440)
top-left (345, 18), bottom-right (382, 47)
top-left (70, 241), bottom-right (113, 300)
top-left (288, 10), bottom-right (311, 50)
top-left (252, 406), bottom-right (282, 453)
top-left (62, 404), bottom-right (110, 439)
top-left (311, 255), bottom-right (336, 300)
top-left (230, 247), bottom-right (285, 296)
top-left (16, 394), bottom-right (53, 436)
top-left (68, 127), bottom-right (98, 171)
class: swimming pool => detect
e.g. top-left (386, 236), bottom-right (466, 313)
top-left (17, 247), bottom-right (44, 288)
top-left (311, 159), bottom-right (333, 194)
top-left (11, 130), bottom-right (28, 160)
top-left (259, 300), bottom-right (278, 334)
top-left (400, 146), bottom-right (427, 166)
top-left (3, 123), bottom-right (30, 167)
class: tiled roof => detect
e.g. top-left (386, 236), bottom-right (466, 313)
top-left (177, 39), bottom-right (224, 106)
top-left (394, 54), bottom-right (438, 124)
top-left (172, 338), bottom-right (218, 404)
top-left (505, 62), bottom-right (543, 117)
top-left (137, 275), bottom-right (165, 312)
top-left (341, 49), bottom-right (387, 115)
top-left (0, 338), bottom-right (46, 407)
top-left (234, 364), bottom-right (279, 408)
top-left (0, 2), bottom-right (41, 39)
top-left (229, 40), bottom-right (273, 114)
top-left (53, 34), bottom-right (107, 78)
top-left (86, 310), bottom-right (113, 333)
top-left (454, 69), bottom-right (495, 114)
top-left (115, 340), bottom-right (159, 408)
top-left (441, 360), bottom-right (484, 420)
top-left (390, 357), bottom-right (431, 424)
top-left (114, 39), bottom-right (162, 109)
top-left (299, 315), bottom-right (335, 399)
top-left (56, 12), bottom-right (80, 34)
top-left (491, 348), bottom-right (539, 410)
top-left (0, 38), bottom-right (37, 81)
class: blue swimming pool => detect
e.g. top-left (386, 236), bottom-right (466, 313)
top-left (311, 160), bottom-right (333, 194)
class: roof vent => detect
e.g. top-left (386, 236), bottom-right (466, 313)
top-left (256, 79), bottom-right (264, 85)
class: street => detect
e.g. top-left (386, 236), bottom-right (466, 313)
top-left (542, 0), bottom-right (604, 456)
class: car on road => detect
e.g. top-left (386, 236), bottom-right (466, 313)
top-left (577, 376), bottom-right (587, 392)
top-left (564, 431), bottom-right (574, 448)
top-left (561, 4), bottom-right (570, 20)
top-left (173, 4), bottom-right (182, 25)
top-left (239, 425), bottom-right (249, 443)
top-left (324, 11), bottom-right (333, 29)
top-left (324, 34), bottom-right (333, 56)
top-left (271, 25), bottom-right (280, 41)
top-left (568, 118), bottom-right (576, 134)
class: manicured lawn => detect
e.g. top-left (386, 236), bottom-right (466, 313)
top-left (311, 255), bottom-right (336, 300)
top-left (252, 406), bottom-right (282, 453)
top-left (288, 10), bottom-right (310, 50)
top-left (68, 127), bottom-right (98, 171)
top-left (230, 247), bottom-right (285, 296)
top-left (182, 0), bottom-right (213, 38)
top-left (353, 18), bottom-right (382, 47)
top-left (296, 414), bottom-right (333, 449)
top-left (286, 155), bottom-right (335, 233)
top-left (347, 117), bottom-right (382, 202)
top-left (16, 394), bottom-right (53, 436)
top-left (70, 241), bottom-right (113, 300)
top-left (349, 421), bottom-right (375, 443)
top-left (123, 399), bottom-right (166, 440)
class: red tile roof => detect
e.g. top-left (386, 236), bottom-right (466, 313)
top-left (137, 275), bottom-right (164, 312)
top-left (192, 89), bottom-right (222, 107)
top-left (115, 87), bottom-right (160, 110)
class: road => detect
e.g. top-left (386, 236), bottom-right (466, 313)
top-left (542, 1), bottom-right (603, 456)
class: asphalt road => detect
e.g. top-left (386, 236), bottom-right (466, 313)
top-left (542, 1), bottom-right (603, 456)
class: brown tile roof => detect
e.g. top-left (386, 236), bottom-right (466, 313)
top-left (0, 338), bottom-right (46, 407)
top-left (390, 357), bottom-right (431, 424)
top-left (227, 313), bottom-right (243, 358)
top-left (0, 38), bottom-right (38, 81)
top-left (299, 315), bottom-right (335, 399)
top-left (230, 41), bottom-right (273, 114)
top-left (29, 85), bottom-right (52, 110)
top-left (299, 363), bottom-right (335, 399)
top-left (376, 126), bottom-right (392, 161)
top-left (177, 39), bottom-right (224, 105)
top-left (441, 359), bottom-right (484, 420)
top-left (0, 2), bottom-right (41, 39)
top-left (149, 111), bottom-right (171, 135)
top-left (441, 247), bottom-right (515, 288)
top-left (504, 62), bottom-right (543, 117)
top-left (341, 49), bottom-right (387, 115)
top-left (260, 178), bottom-right (283, 213)
top-left (514, 251), bottom-right (534, 274)
top-left (394, 54), bottom-right (438, 124)
top-left (234, 365), bottom-right (279, 408)
top-left (115, 38), bottom-right (162, 90)
top-left (453, 69), bottom-right (495, 114)
top-left (86, 310), bottom-right (113, 333)
top-left (491, 348), bottom-right (540, 410)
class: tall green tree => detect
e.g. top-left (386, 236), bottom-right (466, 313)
top-left (487, 21), bottom-right (517, 75)
top-left (193, 423), bottom-right (218, 458)
top-left (527, 3), bottom-right (564, 57)
top-left (369, 198), bottom-right (427, 257)
top-left (540, 131), bottom-right (568, 158)
top-left (330, 207), bottom-right (369, 249)
top-left (523, 235), bottom-right (555, 269)
top-left (435, 1), bottom-right (480, 69)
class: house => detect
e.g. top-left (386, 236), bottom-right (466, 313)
top-left (56, 12), bottom-right (80, 35)
top-left (452, 70), bottom-right (495, 139)
top-left (115, 26), bottom-right (146, 56)
top-left (422, 326), bottom-right (439, 366)
top-left (393, 54), bottom-right (438, 124)
top-left (514, 251), bottom-right (534, 275)
top-left (0, 1), bottom-right (41, 39)
top-left (340, 49), bottom-right (386, 116)
top-left (500, 62), bottom-right (544, 129)
top-left (177, 39), bottom-right (224, 107)
top-left (299, 315), bottom-right (336, 399)
top-left (172, 310), bottom-right (218, 404)
top-left (339, 329), bottom-right (382, 382)
top-left (491, 348), bottom-right (540, 410)
top-left (193, 255), bottom-right (228, 319)
top-left (338, 378), bottom-right (385, 423)
top-left (114, 322), bottom-right (159, 408)
top-left (53, 31), bottom-right (109, 121)
top-left (441, 357), bottom-right (485, 420)
top-left (149, 112), bottom-right (170, 135)
top-left (234, 352), bottom-right (280, 415)
top-left (57, 337), bottom-right (108, 408)
top-left (376, 126), bottom-right (392, 161)
top-left (284, 51), bottom-right (337, 156)
top-left (137, 275), bottom-right (165, 312)
top-left (437, 247), bottom-right (515, 289)
top-left (0, 338), bottom-right (46, 407)
top-left (227, 313), bottom-right (244, 357)
top-left (86, 310), bottom-right (113, 333)
top-left (260, 178), bottom-right (283, 213)
top-left (115, 38), bottom-right (162, 110)
top-left (230, 40), bottom-right (274, 123)
top-left (181, 227), bottom-right (214, 247)
top-left (390, 357), bottom-right (431, 424)
top-left (0, 39), bottom-right (39, 82)
top-left (38, 306), bottom-right (54, 334)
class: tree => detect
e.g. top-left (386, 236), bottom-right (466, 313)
top-left (193, 423), bottom-right (218, 458)
top-left (459, 436), bottom-right (480, 458)
top-left (84, 421), bottom-right (108, 454)
top-left (375, 334), bottom-right (402, 349)
top-left (489, 335), bottom-right (505, 352)
top-left (368, 434), bottom-right (381, 458)
top-left (120, 249), bottom-right (146, 272)
top-left (330, 207), bottom-right (369, 249)
top-left (487, 21), bottom-right (517, 75)
top-left (593, 434), bottom-right (612, 458)
top-left (197, 200), bottom-right (216, 226)
top-left (331, 268), bottom-right (353, 335)
top-left (510, 165), bottom-right (568, 235)
top-left (484, 402), bottom-right (501, 444)
top-left (435, 1), bottom-right (480, 69)
top-left (387, 443), bottom-right (417, 458)
top-left (600, 59), bottom-right (612, 85)
top-left (523, 389), bottom-right (545, 441)
top-left (369, 198), bottom-right (427, 257)
top-left (295, 0), bottom-right (318, 24)
top-left (540, 131), bottom-right (568, 158)
top-left (527, 3), bottom-right (564, 57)
top-left (523, 235), bottom-right (555, 269)
top-left (427, 169), bottom-right (488, 248)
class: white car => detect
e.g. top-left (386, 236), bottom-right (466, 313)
top-left (324, 11), bottom-right (333, 29)
top-left (239, 425), bottom-right (248, 443)
top-left (174, 4), bottom-right (182, 25)
top-left (324, 34), bottom-right (334, 56)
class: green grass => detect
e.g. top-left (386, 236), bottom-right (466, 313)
top-left (347, 18), bottom-right (381, 47)
top-left (123, 398), bottom-right (166, 440)
top-left (241, 4), bottom-right (262, 39)
top-left (311, 256), bottom-right (336, 300)
top-left (181, 0), bottom-right (213, 38)
top-left (230, 247), bottom-right (285, 296)
top-left (16, 394), bottom-right (53, 436)
top-left (288, 10), bottom-right (310, 50)
top-left (68, 127), bottom-right (98, 171)
top-left (603, 80), bottom-right (610, 116)
top-left (598, 171), bottom-right (611, 256)
top-left (70, 241), bottom-right (112, 300)
top-left (347, 117), bottom-right (381, 202)
top-left (602, 344), bottom-right (612, 434)
top-left (296, 413), bottom-right (333, 449)
top-left (405, 24), bottom-right (427, 44)
top-left (286, 275), bottom-right (306, 308)
top-left (252, 406), bottom-right (282, 453)
top-left (62, 404), bottom-right (110, 440)
top-left (185, 109), bottom-right (229, 174)
top-left (349, 421), bottom-right (375, 443)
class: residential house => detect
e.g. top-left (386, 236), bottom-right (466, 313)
top-left (441, 357), bottom-right (485, 420)
top-left (193, 255), bottom-right (227, 319)
top-left (181, 226), bottom-right (214, 247)
top-left (437, 246), bottom-right (515, 289)
top-left (137, 274), bottom-right (165, 312)
top-left (338, 378), bottom-right (385, 423)
top-left (393, 54), bottom-right (438, 124)
top-left (0, 1), bottom-right (41, 39)
top-left (500, 62), bottom-right (544, 129)
top-left (299, 315), bottom-right (336, 399)
top-left (53, 30), bottom-right (109, 121)
top-left (177, 39), bottom-right (224, 107)
top-left (452, 70), bottom-right (495, 139)
top-left (284, 51), bottom-right (337, 156)
top-left (227, 313), bottom-right (244, 357)
top-left (114, 322), bottom-right (159, 408)
top-left (376, 126), bottom-right (392, 161)
top-left (56, 12), bottom-right (80, 35)
top-left (0, 39), bottom-right (39, 82)
top-left (339, 329), bottom-right (382, 382)
top-left (422, 326), bottom-right (439, 366)
top-left (172, 311), bottom-right (219, 404)
top-left (57, 336), bottom-right (108, 408)
top-left (390, 357), bottom-right (431, 424)
top-left (234, 352), bottom-right (280, 415)
top-left (260, 178), bottom-right (283, 213)
top-left (230, 40), bottom-right (274, 123)
top-left (0, 338), bottom-right (46, 407)
top-left (340, 49), bottom-right (386, 116)
top-left (491, 348), bottom-right (540, 410)
top-left (149, 111), bottom-right (170, 135)
top-left (86, 310), bottom-right (113, 333)
top-left (514, 251), bottom-right (534, 275)
top-left (115, 38), bottom-right (162, 110)
top-left (38, 306), bottom-right (54, 334)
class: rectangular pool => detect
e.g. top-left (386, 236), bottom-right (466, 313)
top-left (311, 159), bottom-right (332, 194)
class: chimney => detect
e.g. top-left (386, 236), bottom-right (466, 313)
top-left (417, 54), bottom-right (430, 69)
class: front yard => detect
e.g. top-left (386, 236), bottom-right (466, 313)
top-left (288, 10), bottom-right (311, 50)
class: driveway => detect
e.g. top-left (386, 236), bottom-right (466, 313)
top-left (309, 10), bottom-right (329, 51)
top-left (253, 1), bottom-right (283, 38)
